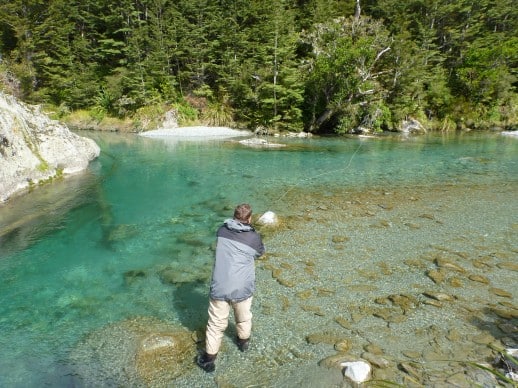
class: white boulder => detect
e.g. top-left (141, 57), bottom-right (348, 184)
top-left (341, 361), bottom-right (371, 383)
top-left (257, 211), bottom-right (279, 226)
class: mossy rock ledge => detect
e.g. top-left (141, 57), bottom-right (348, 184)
top-left (70, 316), bottom-right (195, 386)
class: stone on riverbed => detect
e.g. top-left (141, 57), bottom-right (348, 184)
top-left (422, 291), bottom-right (455, 302)
top-left (435, 257), bottom-right (466, 273)
top-left (361, 352), bottom-right (390, 368)
top-left (70, 316), bottom-right (195, 386)
top-left (306, 331), bottom-right (347, 345)
top-left (319, 354), bottom-right (355, 370)
top-left (468, 274), bottom-right (490, 284)
top-left (490, 287), bottom-right (512, 298)
top-left (496, 261), bottom-right (518, 271)
top-left (427, 269), bottom-right (446, 284)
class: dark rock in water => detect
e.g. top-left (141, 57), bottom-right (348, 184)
top-left (176, 232), bottom-right (206, 247)
top-left (158, 266), bottom-right (207, 285)
top-left (124, 269), bottom-right (146, 285)
top-left (69, 316), bottom-right (195, 386)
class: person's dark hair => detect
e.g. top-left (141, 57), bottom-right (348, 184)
top-left (234, 203), bottom-right (252, 223)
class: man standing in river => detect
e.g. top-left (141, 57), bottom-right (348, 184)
top-left (197, 203), bottom-right (265, 372)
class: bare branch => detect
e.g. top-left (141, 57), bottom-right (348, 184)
top-left (374, 46), bottom-right (391, 64)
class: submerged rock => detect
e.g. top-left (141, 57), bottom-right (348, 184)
top-left (238, 138), bottom-right (286, 148)
top-left (497, 262), bottom-right (518, 271)
top-left (489, 287), bottom-right (512, 298)
top-left (0, 92), bottom-right (100, 201)
top-left (468, 274), bottom-right (490, 284)
top-left (422, 291), bottom-right (455, 302)
top-left (124, 269), bottom-right (146, 285)
top-left (435, 257), bottom-right (466, 273)
top-left (70, 316), bottom-right (195, 386)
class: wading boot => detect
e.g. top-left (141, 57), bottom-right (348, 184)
top-left (197, 352), bottom-right (217, 372)
top-left (237, 337), bottom-right (250, 352)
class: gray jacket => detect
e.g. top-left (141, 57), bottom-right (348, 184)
top-left (209, 218), bottom-right (265, 302)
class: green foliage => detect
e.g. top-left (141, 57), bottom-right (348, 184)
top-left (172, 101), bottom-right (199, 126)
top-left (201, 101), bottom-right (234, 127)
top-left (0, 0), bottom-right (516, 133)
top-left (302, 15), bottom-right (395, 132)
top-left (132, 104), bottom-right (167, 131)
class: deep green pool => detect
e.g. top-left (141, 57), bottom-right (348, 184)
top-left (0, 131), bottom-right (517, 387)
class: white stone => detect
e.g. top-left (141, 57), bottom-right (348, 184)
top-left (506, 372), bottom-right (518, 382)
top-left (341, 361), bottom-right (371, 383)
top-left (257, 211), bottom-right (279, 225)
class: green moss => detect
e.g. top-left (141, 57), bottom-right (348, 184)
top-left (37, 160), bottom-right (49, 172)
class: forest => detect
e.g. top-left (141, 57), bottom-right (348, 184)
top-left (0, 0), bottom-right (516, 133)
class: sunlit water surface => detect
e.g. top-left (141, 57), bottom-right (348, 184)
top-left (0, 131), bottom-right (517, 387)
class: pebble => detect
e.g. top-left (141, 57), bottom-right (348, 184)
top-left (422, 291), bottom-right (455, 302)
top-left (490, 288), bottom-right (512, 298)
top-left (435, 257), bottom-right (466, 273)
top-left (364, 343), bottom-right (384, 355)
top-left (361, 352), bottom-right (390, 368)
top-left (427, 269), bottom-right (445, 284)
top-left (398, 362), bottom-right (421, 380)
top-left (468, 274), bottom-right (490, 284)
top-left (334, 339), bottom-right (351, 352)
top-left (319, 354), bottom-right (353, 369)
top-left (497, 262), bottom-right (518, 271)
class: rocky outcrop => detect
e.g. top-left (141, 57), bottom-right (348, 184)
top-left (0, 92), bottom-right (100, 202)
top-left (400, 118), bottom-right (427, 133)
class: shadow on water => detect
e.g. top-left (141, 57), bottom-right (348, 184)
top-left (0, 172), bottom-right (101, 258)
top-left (170, 280), bottom-right (250, 352)
top-left (472, 307), bottom-right (518, 348)
top-left (468, 305), bottom-right (518, 379)
top-left (171, 280), bottom-right (210, 333)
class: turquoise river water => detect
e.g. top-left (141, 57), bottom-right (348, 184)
top-left (0, 130), bottom-right (517, 387)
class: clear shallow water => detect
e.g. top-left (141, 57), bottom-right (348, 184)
top-left (0, 131), bottom-right (517, 387)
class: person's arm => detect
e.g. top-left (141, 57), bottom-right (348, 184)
top-left (254, 234), bottom-right (265, 258)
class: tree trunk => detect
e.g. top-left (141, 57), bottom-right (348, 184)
top-left (355, 0), bottom-right (361, 20)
